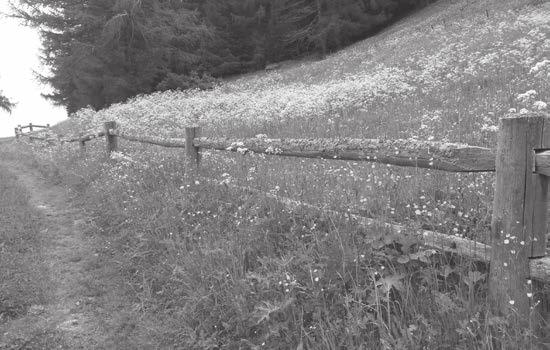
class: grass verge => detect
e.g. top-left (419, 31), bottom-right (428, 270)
top-left (0, 165), bottom-right (48, 323)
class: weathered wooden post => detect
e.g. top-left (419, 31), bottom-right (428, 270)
top-left (185, 127), bottom-right (201, 166)
top-left (489, 113), bottom-right (550, 330)
top-left (79, 132), bottom-right (86, 154)
top-left (14, 127), bottom-right (19, 139)
top-left (27, 123), bottom-right (34, 143)
top-left (104, 121), bottom-right (118, 155)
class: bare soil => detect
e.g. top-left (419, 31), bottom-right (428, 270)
top-left (0, 163), bottom-right (143, 349)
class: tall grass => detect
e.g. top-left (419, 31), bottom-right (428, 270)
top-left (9, 138), bottom-right (543, 349)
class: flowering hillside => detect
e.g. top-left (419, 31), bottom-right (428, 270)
top-left (69, 0), bottom-right (549, 148)
top-left (43, 0), bottom-right (550, 241)
top-left (16, 0), bottom-right (550, 347)
top-left (52, 0), bottom-right (550, 245)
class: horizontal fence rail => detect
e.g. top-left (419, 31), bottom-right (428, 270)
top-left (15, 124), bottom-right (497, 173)
top-left (66, 129), bottom-right (499, 172)
top-left (34, 127), bottom-right (498, 172)
top-left (535, 150), bottom-right (550, 176)
top-left (12, 114), bottom-right (550, 335)
top-left (66, 131), bottom-right (105, 143)
top-left (194, 137), bottom-right (496, 172)
top-left (20, 124), bottom-right (49, 129)
top-left (113, 130), bottom-right (186, 148)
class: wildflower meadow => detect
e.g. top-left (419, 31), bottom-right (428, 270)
top-left (3, 0), bottom-right (550, 348)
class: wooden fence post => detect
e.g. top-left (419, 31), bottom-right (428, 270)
top-left (79, 132), bottom-right (86, 154)
top-left (14, 127), bottom-right (19, 139)
top-left (28, 122), bottom-right (34, 143)
top-left (185, 127), bottom-right (201, 166)
top-left (489, 113), bottom-right (550, 330)
top-left (104, 121), bottom-right (118, 155)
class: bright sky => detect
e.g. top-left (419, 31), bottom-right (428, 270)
top-left (0, 2), bottom-right (67, 137)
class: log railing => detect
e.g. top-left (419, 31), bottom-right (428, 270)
top-left (16, 113), bottom-right (550, 334)
top-left (193, 137), bottom-right (496, 172)
top-left (14, 123), bottom-right (50, 139)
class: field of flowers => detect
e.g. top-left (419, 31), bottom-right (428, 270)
top-left (50, 0), bottom-right (549, 244)
top-left (66, 0), bottom-right (550, 144)
top-left (19, 0), bottom-right (550, 348)
top-left (54, 0), bottom-right (550, 240)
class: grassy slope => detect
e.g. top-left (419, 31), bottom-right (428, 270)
top-left (44, 0), bottom-right (550, 243)
top-left (23, 0), bottom-right (550, 348)
top-left (63, 0), bottom-right (549, 144)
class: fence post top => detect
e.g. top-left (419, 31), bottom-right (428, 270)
top-left (500, 112), bottom-right (550, 122)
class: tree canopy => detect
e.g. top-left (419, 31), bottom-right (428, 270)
top-left (10, 0), bottom-right (432, 113)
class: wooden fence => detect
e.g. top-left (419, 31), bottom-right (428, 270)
top-left (15, 113), bottom-right (550, 334)
top-left (14, 123), bottom-right (50, 139)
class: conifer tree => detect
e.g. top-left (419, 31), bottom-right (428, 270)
top-left (11, 0), bottom-right (217, 112)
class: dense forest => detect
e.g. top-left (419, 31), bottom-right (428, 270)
top-left (11, 0), bottom-right (432, 113)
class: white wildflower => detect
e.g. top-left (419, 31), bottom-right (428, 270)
top-left (533, 101), bottom-right (547, 110)
top-left (481, 125), bottom-right (499, 132)
top-left (530, 59), bottom-right (550, 74)
top-left (517, 90), bottom-right (537, 102)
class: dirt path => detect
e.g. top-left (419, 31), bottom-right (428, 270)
top-left (0, 163), bottom-right (114, 349)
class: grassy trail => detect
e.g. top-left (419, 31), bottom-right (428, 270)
top-left (0, 162), bottom-right (140, 349)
